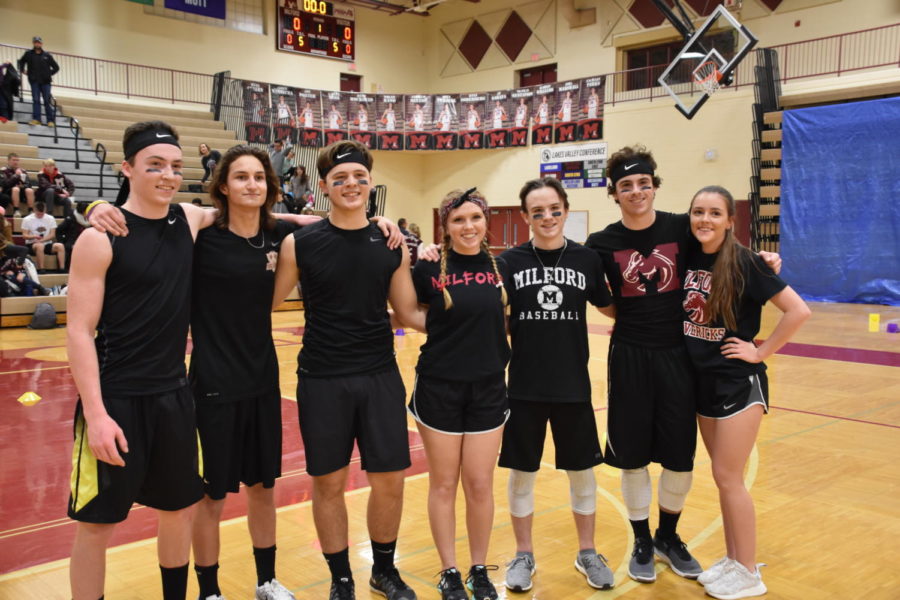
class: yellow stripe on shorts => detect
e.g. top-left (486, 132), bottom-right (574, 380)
top-left (70, 411), bottom-right (100, 514)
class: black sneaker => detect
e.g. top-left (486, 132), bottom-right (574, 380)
top-left (466, 565), bottom-right (498, 600)
top-left (653, 531), bottom-right (702, 579)
top-left (436, 568), bottom-right (468, 600)
top-left (627, 536), bottom-right (656, 583)
top-left (370, 567), bottom-right (417, 600)
top-left (329, 576), bottom-right (355, 600)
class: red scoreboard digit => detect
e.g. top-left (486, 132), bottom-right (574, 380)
top-left (277, 0), bottom-right (355, 62)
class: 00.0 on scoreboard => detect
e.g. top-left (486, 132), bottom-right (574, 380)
top-left (277, 0), bottom-right (355, 62)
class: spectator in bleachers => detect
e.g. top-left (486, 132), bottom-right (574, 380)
top-left (0, 254), bottom-right (48, 297)
top-left (191, 197), bottom-right (203, 206)
top-left (406, 222), bottom-right (423, 267)
top-left (397, 217), bottom-right (410, 236)
top-left (0, 205), bottom-right (28, 260)
top-left (0, 61), bottom-right (20, 123)
top-left (268, 139), bottom-right (288, 184)
top-left (198, 143), bottom-right (221, 186)
top-left (17, 36), bottom-right (59, 127)
top-left (21, 200), bottom-right (65, 272)
top-left (1, 152), bottom-right (36, 216)
top-left (55, 201), bottom-right (88, 271)
top-left (281, 147), bottom-right (296, 186)
top-left (36, 158), bottom-right (74, 215)
top-left (290, 164), bottom-right (312, 206)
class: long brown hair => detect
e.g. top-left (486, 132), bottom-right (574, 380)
top-left (437, 189), bottom-right (507, 310)
top-left (691, 185), bottom-right (749, 330)
top-left (209, 144), bottom-right (278, 232)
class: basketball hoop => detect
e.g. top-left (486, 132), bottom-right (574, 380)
top-left (693, 61), bottom-right (723, 96)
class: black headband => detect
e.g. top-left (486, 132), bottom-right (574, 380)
top-left (451, 187), bottom-right (478, 209)
top-left (123, 128), bottom-right (180, 161)
top-left (318, 148), bottom-right (370, 179)
top-left (609, 159), bottom-right (655, 187)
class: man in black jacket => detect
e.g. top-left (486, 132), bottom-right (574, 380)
top-left (0, 62), bottom-right (20, 122)
top-left (17, 36), bottom-right (60, 127)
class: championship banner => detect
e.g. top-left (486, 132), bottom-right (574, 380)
top-left (404, 94), bottom-right (433, 150)
top-left (242, 81), bottom-right (270, 144)
top-left (271, 85), bottom-right (298, 144)
top-left (485, 91), bottom-right (511, 149)
top-left (432, 95), bottom-right (459, 150)
top-left (296, 88), bottom-right (322, 147)
top-left (376, 94), bottom-right (404, 151)
top-left (509, 87), bottom-right (533, 147)
top-left (348, 93), bottom-right (376, 149)
top-left (578, 76), bottom-right (605, 141)
top-left (458, 93), bottom-right (485, 150)
top-left (539, 142), bottom-right (607, 189)
top-left (554, 80), bottom-right (581, 143)
top-left (320, 91), bottom-right (348, 146)
top-left (532, 84), bottom-right (555, 145)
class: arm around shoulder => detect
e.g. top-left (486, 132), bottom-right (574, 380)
top-left (180, 202), bottom-right (218, 238)
top-left (272, 233), bottom-right (299, 310)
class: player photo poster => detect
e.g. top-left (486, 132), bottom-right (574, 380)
top-left (348, 93), bottom-right (376, 149)
top-left (404, 94), bottom-right (433, 150)
top-left (485, 91), bottom-right (511, 149)
top-left (554, 80), bottom-right (581, 143)
top-left (296, 88), bottom-right (322, 147)
top-left (532, 84), bottom-right (555, 145)
top-left (320, 91), bottom-right (348, 145)
top-left (376, 94), bottom-right (404, 151)
top-left (578, 76), bottom-right (605, 141)
top-left (458, 93), bottom-right (485, 150)
top-left (271, 85), bottom-right (298, 144)
top-left (509, 87), bottom-right (533, 147)
top-left (242, 81), bottom-right (270, 144)
top-left (432, 95), bottom-right (459, 150)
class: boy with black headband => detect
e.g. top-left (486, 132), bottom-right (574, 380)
top-left (585, 145), bottom-right (780, 585)
top-left (273, 140), bottom-right (421, 600)
top-left (66, 120), bottom-right (216, 600)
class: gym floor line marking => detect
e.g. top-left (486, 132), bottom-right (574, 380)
top-left (771, 405), bottom-right (900, 429)
top-left (0, 365), bottom-right (69, 376)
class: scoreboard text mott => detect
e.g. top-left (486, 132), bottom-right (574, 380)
top-left (277, 0), bottom-right (355, 62)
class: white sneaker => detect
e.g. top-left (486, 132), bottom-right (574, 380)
top-left (256, 578), bottom-right (296, 600)
top-left (698, 556), bottom-right (733, 586)
top-left (202, 595), bottom-right (226, 600)
top-left (704, 561), bottom-right (766, 600)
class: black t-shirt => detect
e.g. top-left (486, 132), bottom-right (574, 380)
top-left (413, 250), bottom-right (510, 381)
top-left (502, 240), bottom-right (611, 403)
top-left (682, 249), bottom-right (787, 376)
top-left (585, 211), bottom-right (694, 349)
top-left (294, 219), bottom-right (401, 377)
top-left (189, 220), bottom-right (296, 403)
top-left (96, 205), bottom-right (192, 396)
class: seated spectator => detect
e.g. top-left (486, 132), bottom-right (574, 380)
top-left (0, 205), bottom-right (28, 260)
top-left (199, 143), bottom-right (221, 186)
top-left (272, 189), bottom-right (290, 214)
top-left (405, 222), bottom-right (423, 266)
top-left (192, 197), bottom-right (203, 206)
top-left (301, 206), bottom-right (315, 215)
top-left (1, 152), bottom-right (36, 216)
top-left (55, 201), bottom-right (88, 271)
top-left (0, 255), bottom-right (48, 297)
top-left (21, 200), bottom-right (65, 271)
top-left (290, 164), bottom-right (312, 205)
top-left (0, 61), bottom-right (20, 123)
top-left (36, 158), bottom-right (74, 215)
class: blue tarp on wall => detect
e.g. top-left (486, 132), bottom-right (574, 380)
top-left (780, 96), bottom-right (900, 305)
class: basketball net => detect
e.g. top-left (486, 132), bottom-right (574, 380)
top-left (693, 61), bottom-right (723, 96)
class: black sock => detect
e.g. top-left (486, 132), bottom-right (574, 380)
top-left (629, 518), bottom-right (651, 541)
top-left (194, 562), bottom-right (220, 598)
top-left (324, 547), bottom-right (352, 583)
top-left (160, 563), bottom-right (189, 600)
top-left (371, 539), bottom-right (397, 575)
top-left (253, 545), bottom-right (277, 586)
top-left (658, 510), bottom-right (681, 540)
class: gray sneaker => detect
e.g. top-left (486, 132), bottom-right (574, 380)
top-left (504, 552), bottom-right (535, 592)
top-left (653, 532), bottom-right (702, 579)
top-left (574, 551), bottom-right (614, 590)
top-left (628, 537), bottom-right (656, 583)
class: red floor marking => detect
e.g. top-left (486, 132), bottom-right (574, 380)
top-left (770, 405), bottom-right (900, 429)
top-left (756, 339), bottom-right (900, 367)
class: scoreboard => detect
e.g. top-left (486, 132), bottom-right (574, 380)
top-left (277, 0), bottom-right (355, 62)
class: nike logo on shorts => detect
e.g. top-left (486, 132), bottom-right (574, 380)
top-left (723, 403), bottom-right (736, 410)
top-left (370, 236), bottom-right (382, 242)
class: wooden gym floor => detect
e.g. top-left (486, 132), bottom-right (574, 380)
top-left (0, 301), bottom-right (897, 599)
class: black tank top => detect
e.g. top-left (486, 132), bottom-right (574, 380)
top-left (95, 205), bottom-right (193, 396)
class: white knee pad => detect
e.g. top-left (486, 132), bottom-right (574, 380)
top-left (621, 467), bottom-right (652, 521)
top-left (507, 469), bottom-right (538, 518)
top-left (566, 468), bottom-right (597, 516)
top-left (658, 469), bottom-right (693, 513)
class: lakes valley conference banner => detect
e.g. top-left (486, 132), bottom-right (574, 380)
top-left (234, 77), bottom-right (605, 151)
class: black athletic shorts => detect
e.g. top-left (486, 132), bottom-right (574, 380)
top-left (297, 363), bottom-right (410, 477)
top-left (408, 372), bottom-right (508, 435)
top-left (499, 398), bottom-right (603, 472)
top-left (605, 340), bottom-right (697, 472)
top-left (28, 241), bottom-right (58, 255)
top-left (697, 371), bottom-right (769, 419)
top-left (195, 389), bottom-right (283, 500)
top-left (68, 386), bottom-right (204, 523)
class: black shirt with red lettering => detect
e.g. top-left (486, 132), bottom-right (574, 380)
top-left (585, 211), bottom-right (693, 349)
top-left (682, 248), bottom-right (786, 376)
top-left (413, 250), bottom-right (510, 381)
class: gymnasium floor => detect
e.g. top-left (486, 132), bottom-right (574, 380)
top-left (0, 302), bottom-right (897, 599)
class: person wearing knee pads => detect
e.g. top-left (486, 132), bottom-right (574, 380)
top-left (497, 177), bottom-right (615, 592)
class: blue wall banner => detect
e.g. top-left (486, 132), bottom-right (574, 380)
top-left (164, 0), bottom-right (226, 19)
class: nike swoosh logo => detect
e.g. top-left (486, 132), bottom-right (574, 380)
top-left (370, 237), bottom-right (382, 242)
top-left (155, 133), bottom-right (172, 138)
top-left (723, 403), bottom-right (736, 410)
top-left (336, 152), bottom-right (352, 159)
top-left (623, 163), bottom-right (638, 170)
